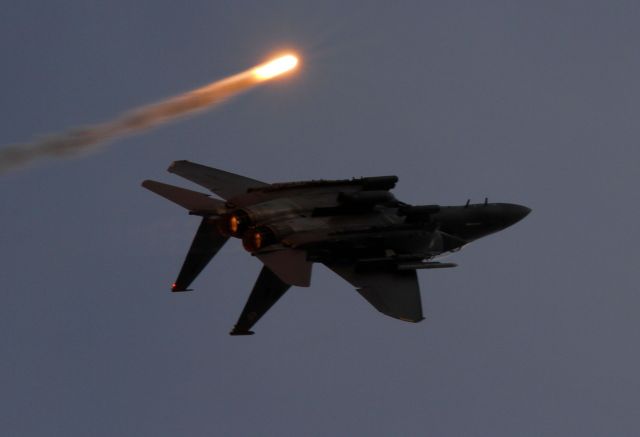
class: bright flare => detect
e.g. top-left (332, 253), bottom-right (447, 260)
top-left (0, 51), bottom-right (302, 174)
top-left (252, 54), bottom-right (299, 80)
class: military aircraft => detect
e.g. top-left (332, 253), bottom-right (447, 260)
top-left (143, 161), bottom-right (530, 335)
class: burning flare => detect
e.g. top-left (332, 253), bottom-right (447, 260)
top-left (252, 54), bottom-right (299, 80)
top-left (0, 52), bottom-right (301, 174)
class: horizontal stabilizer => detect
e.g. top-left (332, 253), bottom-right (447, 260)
top-left (230, 266), bottom-right (291, 335)
top-left (168, 160), bottom-right (268, 200)
top-left (257, 249), bottom-right (312, 287)
top-left (172, 217), bottom-right (229, 292)
top-left (142, 180), bottom-right (225, 213)
top-left (327, 264), bottom-right (424, 322)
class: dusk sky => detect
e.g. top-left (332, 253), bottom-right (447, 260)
top-left (1, 1), bottom-right (639, 436)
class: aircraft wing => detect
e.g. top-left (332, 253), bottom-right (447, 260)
top-left (230, 266), bottom-right (291, 335)
top-left (171, 217), bottom-right (229, 292)
top-left (326, 265), bottom-right (425, 322)
top-left (167, 160), bottom-right (399, 208)
top-left (232, 175), bottom-right (399, 207)
top-left (168, 160), bottom-right (268, 200)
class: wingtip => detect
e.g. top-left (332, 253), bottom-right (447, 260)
top-left (171, 283), bottom-right (192, 292)
top-left (167, 160), bottom-right (189, 173)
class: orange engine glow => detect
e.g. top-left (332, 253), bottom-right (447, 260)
top-left (229, 215), bottom-right (240, 234)
top-left (218, 211), bottom-right (250, 237)
top-left (242, 227), bottom-right (275, 252)
top-left (243, 229), bottom-right (264, 252)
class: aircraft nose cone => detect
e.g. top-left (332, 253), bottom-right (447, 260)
top-left (503, 203), bottom-right (531, 226)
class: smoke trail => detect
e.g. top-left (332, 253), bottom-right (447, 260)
top-left (0, 54), bottom-right (298, 175)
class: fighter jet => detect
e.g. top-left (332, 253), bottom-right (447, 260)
top-left (143, 161), bottom-right (530, 335)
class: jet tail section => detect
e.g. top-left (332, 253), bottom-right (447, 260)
top-left (142, 180), bottom-right (225, 214)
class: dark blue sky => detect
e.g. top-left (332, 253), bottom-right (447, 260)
top-left (1, 1), bottom-right (639, 436)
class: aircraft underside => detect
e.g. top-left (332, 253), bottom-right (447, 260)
top-left (143, 160), bottom-right (530, 335)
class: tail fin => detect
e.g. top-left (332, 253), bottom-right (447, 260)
top-left (142, 180), bottom-right (225, 214)
top-left (172, 217), bottom-right (229, 292)
top-left (230, 266), bottom-right (291, 335)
